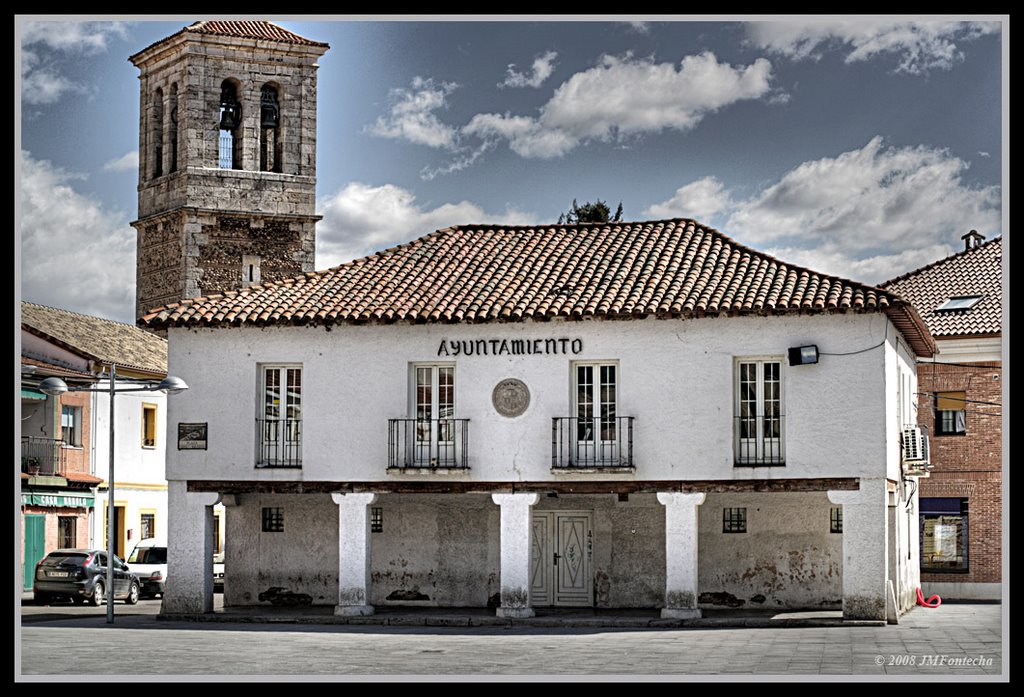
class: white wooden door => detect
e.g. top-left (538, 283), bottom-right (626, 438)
top-left (530, 511), bottom-right (592, 607)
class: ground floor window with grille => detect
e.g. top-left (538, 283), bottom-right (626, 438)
top-left (258, 365), bottom-right (302, 467)
top-left (140, 512), bottom-right (156, 541)
top-left (58, 516), bottom-right (76, 549)
top-left (920, 498), bottom-right (968, 572)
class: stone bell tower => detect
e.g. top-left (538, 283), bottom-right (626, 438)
top-left (129, 21), bottom-right (329, 319)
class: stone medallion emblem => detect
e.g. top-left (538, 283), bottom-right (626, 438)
top-left (492, 378), bottom-right (530, 418)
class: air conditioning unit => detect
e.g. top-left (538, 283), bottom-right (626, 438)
top-left (901, 426), bottom-right (932, 477)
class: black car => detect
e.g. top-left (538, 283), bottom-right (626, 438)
top-left (33, 549), bottom-right (141, 606)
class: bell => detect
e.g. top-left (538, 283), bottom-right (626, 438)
top-left (261, 102), bottom-right (279, 129)
top-left (220, 103), bottom-right (240, 131)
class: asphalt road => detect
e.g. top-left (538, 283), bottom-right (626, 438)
top-left (18, 601), bottom-right (1003, 679)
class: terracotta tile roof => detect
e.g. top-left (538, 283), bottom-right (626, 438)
top-left (64, 471), bottom-right (104, 485)
top-left (22, 302), bottom-right (168, 376)
top-left (881, 237), bottom-right (1002, 338)
top-left (141, 219), bottom-right (935, 356)
top-left (182, 20), bottom-right (329, 47)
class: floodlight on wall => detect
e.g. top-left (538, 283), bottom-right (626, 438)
top-left (788, 345), bottom-right (819, 366)
top-left (39, 377), bottom-right (70, 396)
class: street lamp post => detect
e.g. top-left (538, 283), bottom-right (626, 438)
top-left (39, 365), bottom-right (188, 624)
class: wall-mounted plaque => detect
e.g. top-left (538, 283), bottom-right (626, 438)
top-left (178, 422), bottom-right (208, 450)
top-left (492, 378), bottom-right (530, 418)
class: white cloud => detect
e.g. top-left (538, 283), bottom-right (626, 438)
top-left (627, 21), bottom-right (651, 35)
top-left (367, 77), bottom-right (460, 149)
top-left (499, 50), bottom-right (558, 89)
top-left (467, 52), bottom-right (775, 159)
top-left (20, 21), bottom-right (130, 106)
top-left (103, 150), bottom-right (139, 173)
top-left (748, 20), bottom-right (999, 74)
top-left (19, 151), bottom-right (135, 322)
top-left (643, 137), bottom-right (1000, 284)
top-left (21, 21), bottom-right (130, 52)
top-left (316, 182), bottom-right (536, 268)
top-left (978, 151), bottom-right (991, 157)
top-left (644, 177), bottom-right (733, 222)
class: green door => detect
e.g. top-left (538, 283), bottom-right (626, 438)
top-left (24, 515), bottom-right (46, 591)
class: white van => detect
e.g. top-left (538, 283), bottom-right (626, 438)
top-left (126, 538), bottom-right (167, 599)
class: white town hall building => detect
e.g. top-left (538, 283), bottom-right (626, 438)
top-left (131, 21), bottom-right (936, 622)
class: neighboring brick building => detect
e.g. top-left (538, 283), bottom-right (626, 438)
top-left (882, 233), bottom-right (1002, 600)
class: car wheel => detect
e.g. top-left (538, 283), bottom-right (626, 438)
top-left (125, 581), bottom-right (140, 605)
top-left (90, 581), bottom-right (104, 607)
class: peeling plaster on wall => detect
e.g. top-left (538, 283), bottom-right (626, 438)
top-left (699, 492), bottom-right (842, 609)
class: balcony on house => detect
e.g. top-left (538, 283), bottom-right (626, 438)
top-left (551, 416), bottom-right (635, 470)
top-left (255, 417), bottom-right (302, 468)
top-left (21, 437), bottom-right (67, 477)
top-left (733, 414), bottom-right (786, 466)
top-left (387, 418), bottom-right (470, 470)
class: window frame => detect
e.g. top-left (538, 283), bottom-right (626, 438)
top-left (571, 359), bottom-right (620, 450)
top-left (934, 391), bottom-right (967, 436)
top-left (920, 498), bottom-right (969, 573)
top-left (261, 507), bottom-right (284, 533)
top-left (139, 510), bottom-right (157, 541)
top-left (58, 516), bottom-right (76, 549)
top-left (256, 364), bottom-right (303, 468)
top-left (733, 357), bottom-right (785, 466)
top-left (141, 402), bottom-right (158, 449)
top-left (408, 363), bottom-right (456, 465)
top-left (61, 405), bottom-right (82, 448)
top-left (723, 507), bottom-right (748, 533)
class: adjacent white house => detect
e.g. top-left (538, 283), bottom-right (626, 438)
top-left (142, 218), bottom-right (936, 622)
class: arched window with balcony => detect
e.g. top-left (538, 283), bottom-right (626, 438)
top-left (260, 84), bottom-right (282, 173)
top-left (219, 79), bottom-right (243, 170)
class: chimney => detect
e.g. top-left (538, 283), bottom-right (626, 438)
top-left (961, 229), bottom-right (985, 250)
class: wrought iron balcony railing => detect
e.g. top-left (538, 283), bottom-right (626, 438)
top-left (21, 436), bottom-right (66, 477)
top-left (388, 418), bottom-right (469, 470)
top-left (256, 418), bottom-right (302, 468)
top-left (734, 414), bottom-right (786, 466)
top-left (551, 416), bottom-right (634, 469)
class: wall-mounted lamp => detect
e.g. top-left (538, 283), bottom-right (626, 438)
top-left (788, 345), bottom-right (819, 366)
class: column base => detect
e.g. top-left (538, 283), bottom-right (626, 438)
top-left (334, 604), bottom-right (375, 616)
top-left (496, 606), bottom-right (535, 619)
top-left (661, 608), bottom-right (702, 619)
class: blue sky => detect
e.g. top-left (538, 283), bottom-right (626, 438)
top-left (18, 17), bottom-right (1005, 323)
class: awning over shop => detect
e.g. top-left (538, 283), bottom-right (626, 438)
top-left (21, 388), bottom-right (46, 401)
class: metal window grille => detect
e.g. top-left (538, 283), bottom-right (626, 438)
top-left (830, 507), bottom-right (843, 534)
top-left (141, 513), bottom-right (156, 540)
top-left (58, 516), bottom-right (76, 549)
top-left (371, 507), bottom-right (383, 533)
top-left (723, 507), bottom-right (747, 533)
top-left (261, 507), bottom-right (284, 533)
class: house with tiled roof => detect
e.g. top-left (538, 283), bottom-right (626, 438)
top-left (882, 233), bottom-right (1003, 601)
top-left (20, 302), bottom-right (172, 595)
top-left (131, 21), bottom-right (935, 624)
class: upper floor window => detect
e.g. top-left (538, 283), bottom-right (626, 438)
top-left (61, 405), bottom-right (82, 447)
top-left (168, 83), bottom-right (178, 173)
top-left (260, 84), bottom-right (282, 173)
top-left (553, 362), bottom-right (633, 468)
top-left (934, 391), bottom-right (966, 435)
top-left (219, 80), bottom-right (242, 170)
top-left (735, 358), bottom-right (784, 466)
top-left (257, 365), bottom-right (301, 467)
top-left (414, 364), bottom-right (455, 463)
top-left (141, 403), bottom-right (157, 448)
top-left (152, 87), bottom-right (164, 178)
top-left (935, 295), bottom-right (983, 312)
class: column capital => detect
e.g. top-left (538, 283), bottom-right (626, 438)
top-left (657, 491), bottom-right (706, 507)
top-left (491, 492), bottom-right (540, 507)
top-left (332, 492), bottom-right (378, 507)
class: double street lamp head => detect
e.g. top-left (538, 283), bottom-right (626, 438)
top-left (38, 375), bottom-right (189, 395)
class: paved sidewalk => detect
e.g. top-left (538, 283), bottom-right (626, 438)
top-left (19, 603), bottom-right (1003, 678)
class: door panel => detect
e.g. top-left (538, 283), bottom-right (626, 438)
top-left (555, 514), bottom-right (592, 606)
top-left (24, 515), bottom-right (46, 591)
top-left (530, 511), bottom-right (592, 607)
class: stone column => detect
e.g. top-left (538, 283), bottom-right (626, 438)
top-left (657, 492), bottom-right (705, 619)
top-left (829, 478), bottom-right (889, 621)
top-left (161, 481), bottom-right (219, 614)
top-left (491, 492), bottom-right (540, 618)
top-left (331, 492), bottom-right (377, 616)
